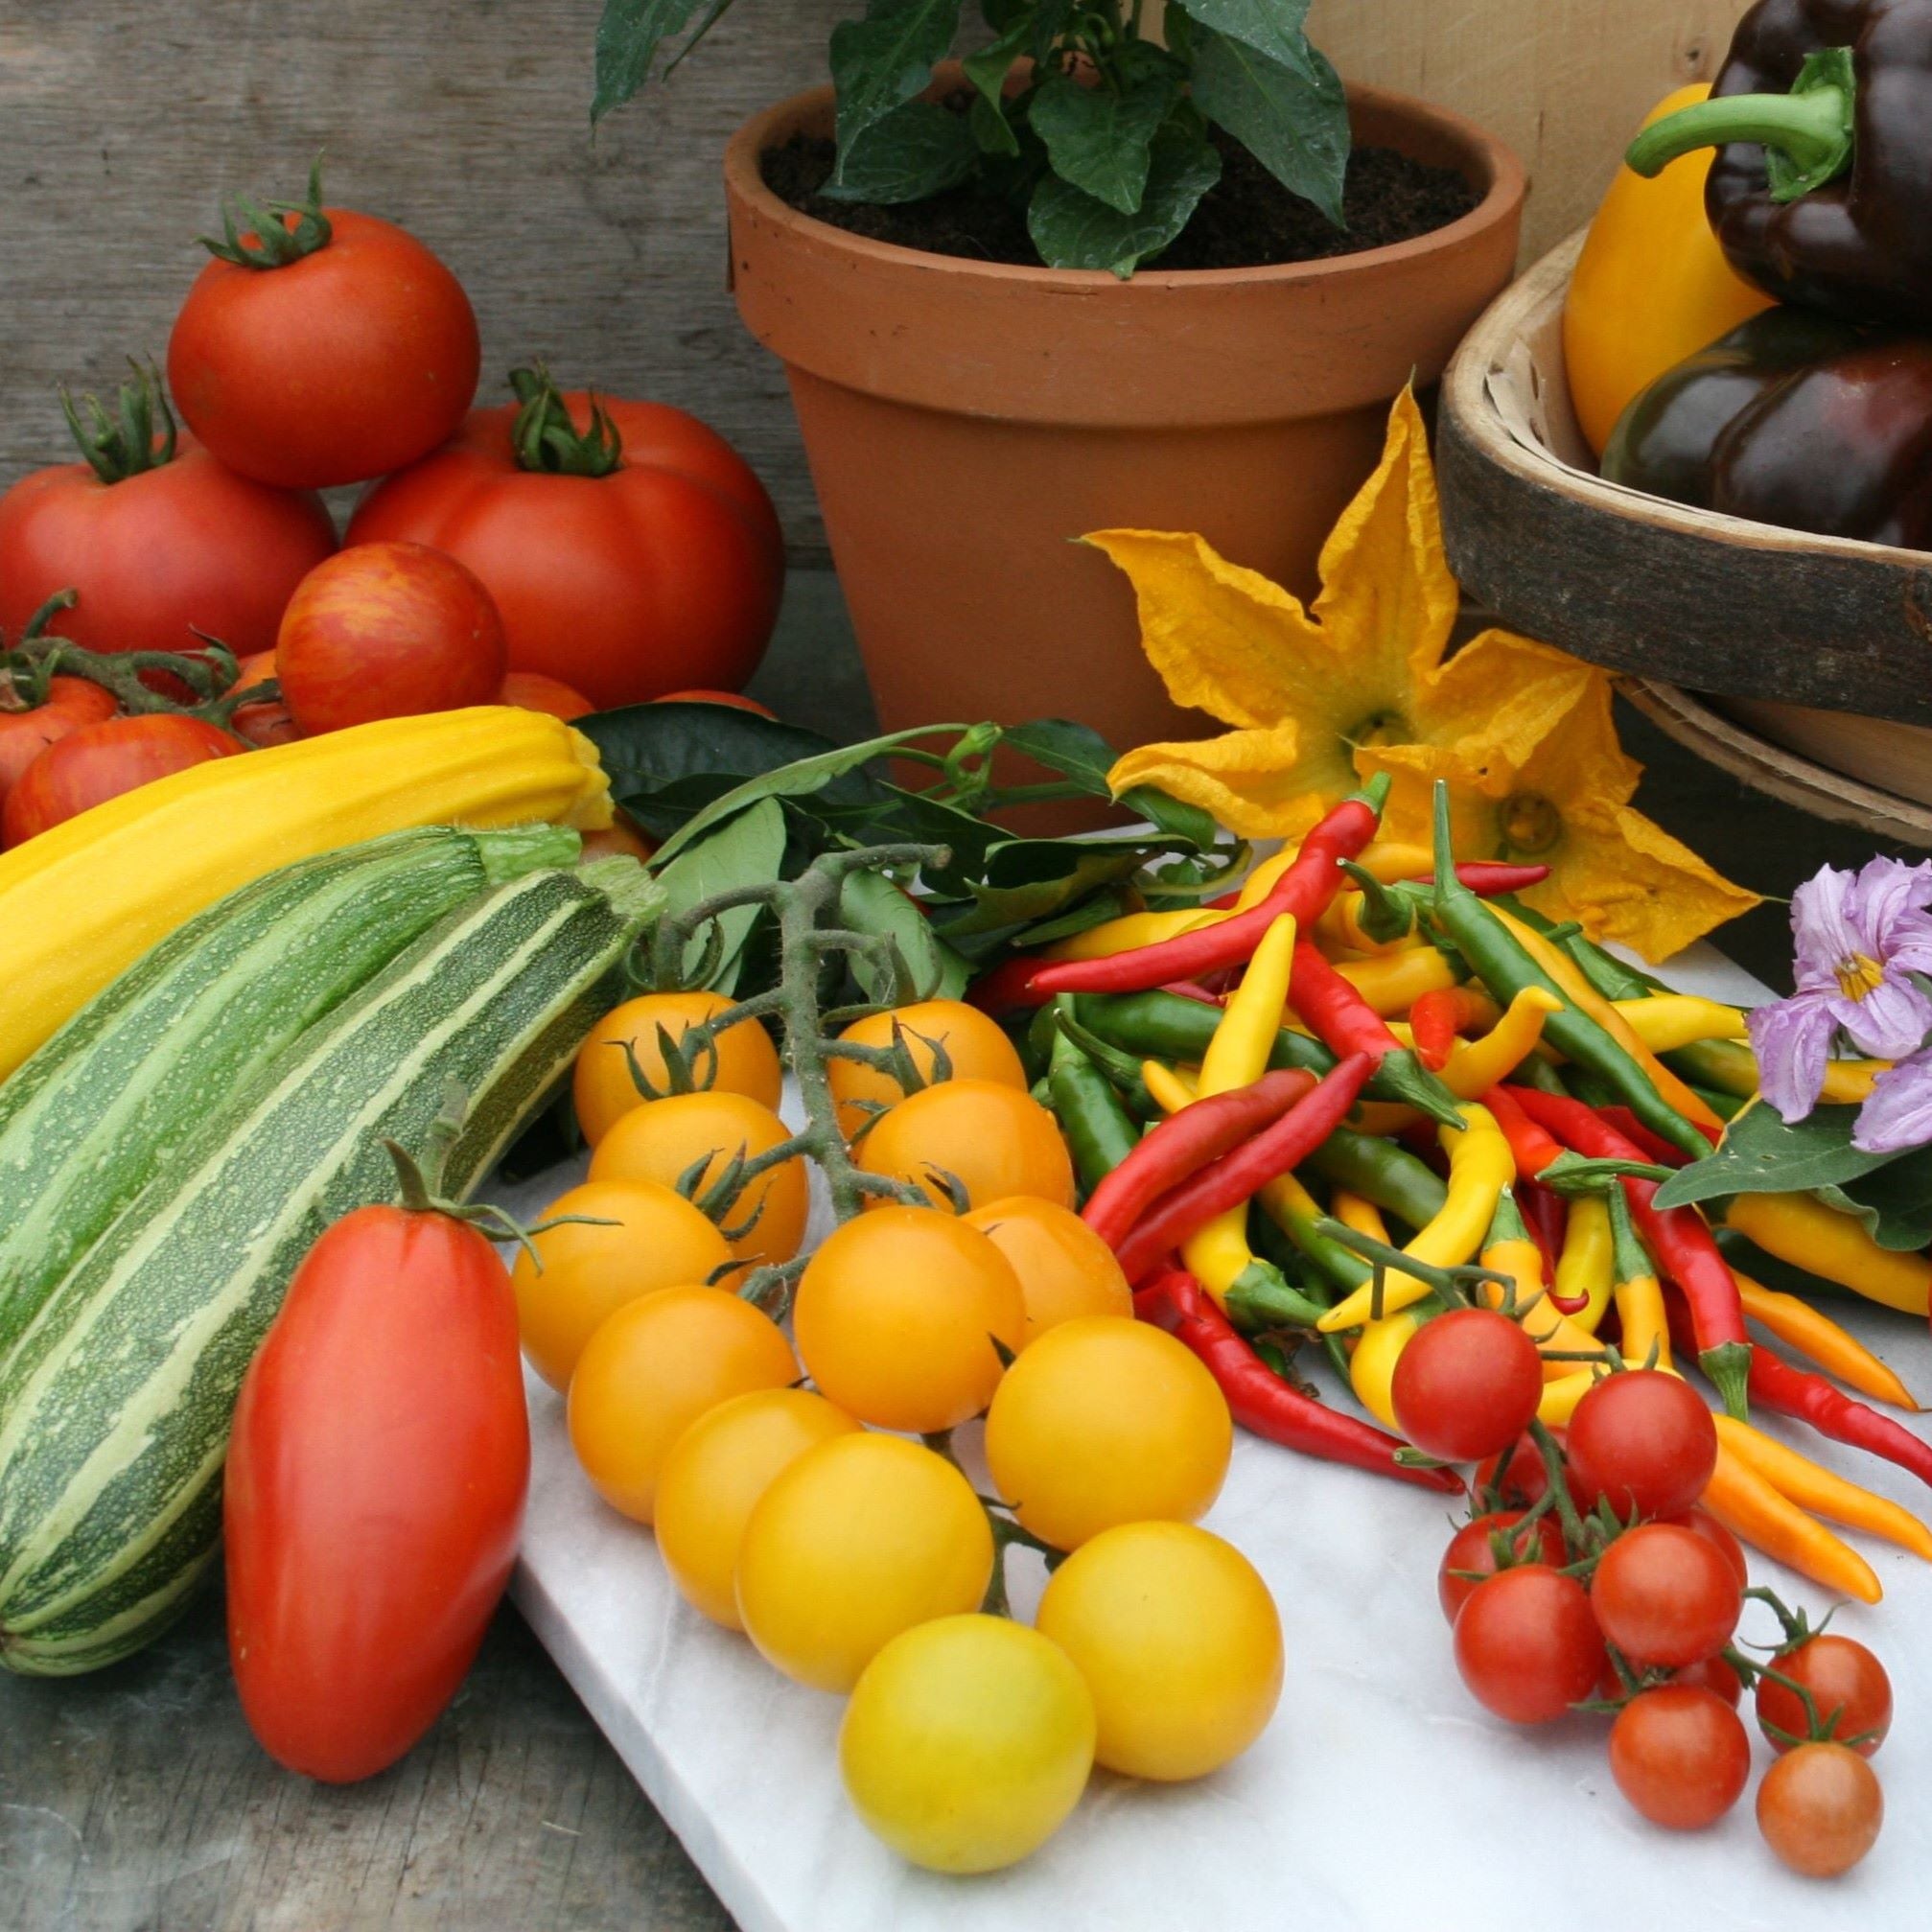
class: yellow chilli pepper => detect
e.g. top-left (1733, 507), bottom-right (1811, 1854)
top-left (1731, 1271), bottom-right (1918, 1411)
top-left (1044, 906), bottom-right (1223, 961)
top-left (1315, 889), bottom-right (1417, 958)
top-left (1317, 1103), bottom-right (1513, 1331)
top-left (1331, 1189), bottom-right (1391, 1245)
top-left (1553, 1192), bottom-right (1615, 1335)
top-left (1671, 1037), bottom-right (1888, 1105)
top-left (1436, 988), bottom-right (1562, 1101)
top-left (1350, 842), bottom-right (1434, 884)
top-left (1232, 846), bottom-right (1297, 910)
top-left (1611, 992), bottom-right (1749, 1052)
top-left (1331, 945), bottom-right (1461, 1018)
top-left (1181, 913), bottom-right (1298, 1303)
top-left (1702, 1443), bottom-right (1882, 1604)
top-left (1474, 1188), bottom-right (1602, 1376)
top-left (1349, 1308), bottom-right (1419, 1429)
top-left (1714, 1416), bottom-right (1932, 1565)
top-left (1538, 1369), bottom-right (1603, 1428)
top-left (1142, 1058), bottom-right (1197, 1115)
top-left (1608, 1185), bottom-right (1672, 1372)
top-left (1724, 1192), bottom-right (1932, 1318)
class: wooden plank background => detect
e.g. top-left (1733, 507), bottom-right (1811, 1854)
top-left (1, 0), bottom-right (1750, 564)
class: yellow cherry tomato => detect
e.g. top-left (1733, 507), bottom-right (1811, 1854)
top-left (984, 1318), bottom-right (1231, 1549)
top-left (840, 1615), bottom-right (1095, 1874)
top-left (856, 1078), bottom-right (1074, 1212)
top-left (567, 1285), bottom-right (797, 1525)
top-left (964, 1196), bottom-right (1133, 1342)
top-left (573, 990), bottom-right (783, 1145)
top-left (654, 1387), bottom-right (859, 1628)
top-left (588, 1089), bottom-right (808, 1268)
top-left (829, 999), bottom-right (1027, 1139)
top-left (1037, 1522), bottom-right (1283, 1781)
top-left (735, 1432), bottom-right (994, 1691)
top-left (512, 1177), bottom-right (733, 1390)
top-left (793, 1206), bottom-right (1025, 1432)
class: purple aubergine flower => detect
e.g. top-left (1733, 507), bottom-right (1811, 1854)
top-left (1747, 856), bottom-right (1932, 1125)
top-left (1852, 1046), bottom-right (1932, 1152)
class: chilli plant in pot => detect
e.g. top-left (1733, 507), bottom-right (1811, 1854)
top-left (594, 0), bottom-right (1355, 277)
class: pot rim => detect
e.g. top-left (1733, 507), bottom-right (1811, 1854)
top-left (722, 73), bottom-right (1526, 290)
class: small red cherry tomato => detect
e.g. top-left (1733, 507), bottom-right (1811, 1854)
top-left (1566, 1370), bottom-right (1717, 1521)
top-left (224, 1189), bottom-right (528, 1782)
top-left (1392, 1307), bottom-right (1543, 1463)
top-left (1476, 1430), bottom-right (1555, 1507)
top-left (1756, 1633), bottom-right (1892, 1757)
top-left (1608, 1685), bottom-right (1751, 1830)
top-left (1664, 1506), bottom-right (1748, 1589)
top-left (1436, 1510), bottom-right (1565, 1624)
top-left (1590, 1522), bottom-right (1741, 1668)
top-left (1757, 1742), bottom-right (1884, 1876)
top-left (277, 542), bottom-right (506, 733)
top-left (1, 712), bottom-right (243, 846)
top-left (0, 676), bottom-right (118, 803)
top-left (226, 650), bottom-right (300, 748)
top-left (1453, 1565), bottom-right (1607, 1725)
top-left (1671, 1652), bottom-right (1746, 1707)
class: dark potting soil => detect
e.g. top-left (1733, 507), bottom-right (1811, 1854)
top-left (759, 122), bottom-right (1479, 271)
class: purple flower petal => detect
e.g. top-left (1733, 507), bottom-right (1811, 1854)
top-left (1849, 857), bottom-right (1932, 953)
top-left (1852, 1047), bottom-right (1932, 1153)
top-left (1749, 993), bottom-right (1838, 1123)
top-left (1789, 866), bottom-right (1861, 991)
top-left (1834, 973), bottom-right (1932, 1060)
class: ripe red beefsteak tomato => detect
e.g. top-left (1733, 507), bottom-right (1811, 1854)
top-left (169, 168), bottom-right (479, 490)
top-left (0, 368), bottom-right (336, 659)
top-left (347, 366), bottom-right (783, 709)
top-left (276, 541), bottom-right (506, 733)
top-left (224, 1182), bottom-right (529, 1783)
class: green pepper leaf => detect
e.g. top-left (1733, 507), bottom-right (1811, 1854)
top-left (653, 797), bottom-right (788, 993)
top-left (961, 17), bottom-right (1032, 153)
top-left (999, 716), bottom-right (1118, 792)
top-left (1029, 71), bottom-right (1179, 215)
top-left (840, 866), bottom-right (972, 1002)
top-left (592, 0), bottom-right (708, 121)
top-left (938, 842), bottom-right (1157, 937)
top-left (1652, 1100), bottom-right (1914, 1209)
top-left (1812, 1155), bottom-right (1932, 1253)
top-left (1187, 21), bottom-right (1348, 228)
top-left (1172, 0), bottom-right (1315, 71)
top-left (1028, 120), bottom-right (1222, 275)
top-left (829, 0), bottom-right (966, 174)
top-left (820, 98), bottom-right (980, 202)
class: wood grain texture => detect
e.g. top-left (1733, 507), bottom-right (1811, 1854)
top-left (1437, 231), bottom-right (1932, 728)
top-left (1310, 0), bottom-right (1755, 257)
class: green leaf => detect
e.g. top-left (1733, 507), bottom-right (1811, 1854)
top-left (646, 723), bottom-right (970, 871)
top-left (829, 0), bottom-right (965, 172)
top-left (1118, 785), bottom-right (1219, 850)
top-left (577, 704), bottom-right (873, 815)
top-left (1174, 0), bottom-right (1315, 71)
top-left (1813, 1154), bottom-right (1932, 1252)
top-left (655, 798), bottom-right (787, 993)
top-left (840, 867), bottom-right (972, 1002)
top-left (592, 0), bottom-right (706, 121)
top-left (1028, 122), bottom-right (1222, 275)
top-left (1029, 72), bottom-right (1178, 214)
top-left (1189, 22), bottom-right (1348, 228)
top-left (940, 843), bottom-right (1156, 937)
top-left (999, 716), bottom-right (1119, 794)
top-left (820, 99), bottom-right (979, 202)
top-left (962, 18), bottom-right (1031, 153)
top-left (1006, 886), bottom-right (1136, 948)
top-left (1653, 1101), bottom-right (1905, 1208)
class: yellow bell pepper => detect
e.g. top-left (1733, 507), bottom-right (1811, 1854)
top-left (1612, 992), bottom-right (1749, 1052)
top-left (1724, 1192), bottom-right (1932, 1318)
top-left (1563, 83), bottom-right (1776, 454)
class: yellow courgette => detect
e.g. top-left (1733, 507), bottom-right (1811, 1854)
top-left (0, 705), bottom-right (612, 1082)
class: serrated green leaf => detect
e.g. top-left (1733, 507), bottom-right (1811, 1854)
top-left (1174, 0), bottom-right (1315, 71)
top-left (829, 0), bottom-right (966, 170)
top-left (820, 99), bottom-right (979, 202)
top-left (1189, 22), bottom-right (1348, 228)
top-left (1028, 122), bottom-right (1221, 275)
top-left (1029, 72), bottom-right (1178, 214)
top-left (1653, 1101), bottom-right (1906, 1209)
top-left (592, 0), bottom-right (708, 121)
top-left (840, 867), bottom-right (972, 1002)
top-left (655, 798), bottom-right (787, 993)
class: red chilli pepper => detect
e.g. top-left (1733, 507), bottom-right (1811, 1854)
top-left (1504, 1085), bottom-right (1754, 1417)
top-left (1159, 980), bottom-right (1226, 1006)
top-left (1408, 987), bottom-right (1465, 1072)
top-left (966, 956), bottom-right (1054, 1014)
top-left (1113, 1055), bottom-right (1374, 1283)
top-left (1400, 861), bottom-right (1553, 895)
top-left (1750, 1343), bottom-right (1932, 1497)
top-left (1081, 1067), bottom-right (1316, 1249)
top-left (1599, 1106), bottom-right (1693, 1168)
top-left (1519, 1180), bottom-right (1568, 1279)
top-left (1031, 781), bottom-right (1387, 998)
top-left (1483, 1085), bottom-right (1565, 1179)
top-left (1135, 1269), bottom-right (1461, 1492)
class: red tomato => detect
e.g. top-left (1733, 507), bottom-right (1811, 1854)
top-left (0, 677), bottom-right (118, 803)
top-left (224, 1197), bottom-right (528, 1782)
top-left (1590, 1523), bottom-right (1741, 1668)
top-left (347, 385), bottom-right (783, 708)
top-left (2, 712), bottom-right (243, 846)
top-left (0, 440), bottom-right (336, 661)
top-left (1453, 1565), bottom-right (1607, 1725)
top-left (276, 542), bottom-right (505, 733)
top-left (1665, 1507), bottom-right (1748, 1590)
top-left (500, 670), bottom-right (594, 720)
top-left (227, 650), bottom-right (300, 748)
top-left (1436, 1510), bottom-right (1565, 1624)
top-left (1565, 1370), bottom-right (1716, 1521)
top-left (1671, 1652), bottom-right (1747, 1707)
top-left (1757, 1633), bottom-right (1892, 1757)
top-left (655, 688), bottom-right (778, 717)
top-left (1391, 1308), bottom-right (1543, 1463)
top-left (1608, 1686), bottom-right (1751, 1830)
top-left (1476, 1430), bottom-right (1555, 1507)
top-left (1757, 1741), bottom-right (1884, 1876)
top-left (169, 199), bottom-right (478, 490)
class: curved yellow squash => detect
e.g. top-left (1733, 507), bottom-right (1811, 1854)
top-left (0, 706), bottom-right (613, 1082)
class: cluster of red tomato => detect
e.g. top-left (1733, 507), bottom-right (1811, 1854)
top-left (1401, 1315), bottom-right (1891, 1876)
top-left (0, 166), bottom-right (784, 843)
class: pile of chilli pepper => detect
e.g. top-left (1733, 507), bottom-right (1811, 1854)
top-left (976, 774), bottom-right (1932, 1606)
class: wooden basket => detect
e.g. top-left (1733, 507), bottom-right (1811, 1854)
top-left (1435, 230), bottom-right (1932, 844)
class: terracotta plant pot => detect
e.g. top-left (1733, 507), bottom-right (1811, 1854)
top-left (725, 77), bottom-right (1525, 757)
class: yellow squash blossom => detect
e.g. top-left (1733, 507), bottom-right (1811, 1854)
top-left (1091, 388), bottom-right (1757, 962)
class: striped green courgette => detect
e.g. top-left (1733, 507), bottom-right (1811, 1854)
top-left (0, 823), bottom-right (577, 1365)
top-left (0, 855), bottom-right (663, 1675)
